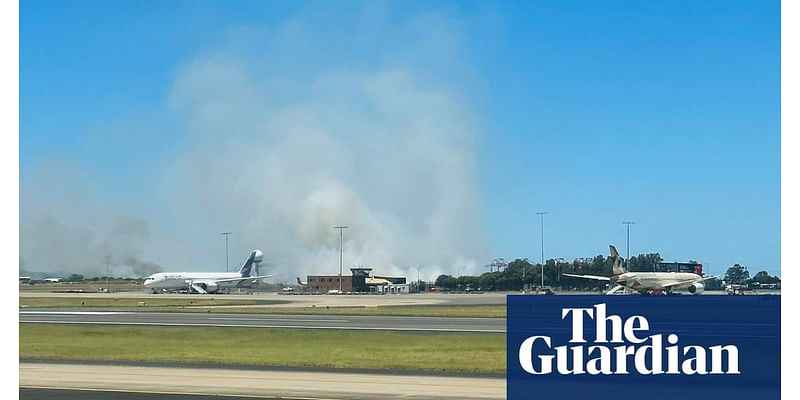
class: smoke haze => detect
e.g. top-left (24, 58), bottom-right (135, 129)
top-left (20, 5), bottom-right (488, 281)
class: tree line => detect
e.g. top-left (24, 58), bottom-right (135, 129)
top-left (723, 264), bottom-right (780, 286)
top-left (435, 253), bottom-right (780, 291)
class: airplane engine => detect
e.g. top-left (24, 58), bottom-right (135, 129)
top-left (687, 282), bottom-right (704, 295)
top-left (204, 282), bottom-right (219, 293)
top-left (193, 281), bottom-right (219, 293)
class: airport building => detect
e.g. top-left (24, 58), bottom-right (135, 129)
top-left (306, 267), bottom-right (407, 294)
top-left (656, 262), bottom-right (703, 275)
top-left (306, 275), bottom-right (352, 293)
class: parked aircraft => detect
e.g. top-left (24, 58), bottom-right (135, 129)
top-left (563, 245), bottom-right (715, 295)
top-left (143, 250), bottom-right (271, 294)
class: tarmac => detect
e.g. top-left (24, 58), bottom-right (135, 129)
top-left (19, 290), bottom-right (510, 307)
top-left (20, 362), bottom-right (505, 400)
top-left (19, 310), bottom-right (506, 332)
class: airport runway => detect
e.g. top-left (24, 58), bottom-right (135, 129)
top-left (20, 388), bottom-right (272, 400)
top-left (19, 310), bottom-right (506, 333)
top-left (19, 290), bottom-right (510, 308)
top-left (20, 362), bottom-right (505, 400)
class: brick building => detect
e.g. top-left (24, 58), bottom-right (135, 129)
top-left (306, 268), bottom-right (407, 294)
top-left (306, 275), bottom-right (352, 293)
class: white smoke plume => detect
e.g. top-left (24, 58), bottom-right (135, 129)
top-left (20, 5), bottom-right (488, 280)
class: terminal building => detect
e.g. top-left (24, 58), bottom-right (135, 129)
top-left (655, 262), bottom-right (703, 275)
top-left (306, 267), bottom-right (407, 294)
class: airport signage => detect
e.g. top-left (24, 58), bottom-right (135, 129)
top-left (507, 295), bottom-right (779, 400)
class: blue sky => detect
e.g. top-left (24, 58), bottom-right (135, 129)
top-left (20, 0), bottom-right (780, 278)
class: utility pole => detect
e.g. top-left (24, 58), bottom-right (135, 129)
top-left (522, 258), bottom-right (531, 294)
top-left (105, 255), bottom-right (111, 293)
top-left (417, 265), bottom-right (423, 292)
top-left (537, 211), bottom-right (547, 289)
top-left (221, 232), bottom-right (232, 272)
top-left (333, 226), bottom-right (348, 293)
top-left (622, 221), bottom-right (635, 270)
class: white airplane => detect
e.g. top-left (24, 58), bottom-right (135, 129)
top-left (563, 245), bottom-right (716, 295)
top-left (143, 250), bottom-right (271, 294)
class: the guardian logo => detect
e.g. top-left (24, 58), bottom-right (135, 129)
top-left (518, 303), bottom-right (740, 376)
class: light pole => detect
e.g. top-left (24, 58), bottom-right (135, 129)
top-left (105, 255), bottom-right (111, 293)
top-left (333, 226), bottom-right (348, 293)
top-left (537, 211), bottom-right (547, 288)
top-left (622, 221), bottom-right (635, 270)
top-left (555, 258), bottom-right (565, 286)
top-left (522, 257), bottom-right (531, 293)
top-left (221, 232), bottom-right (232, 272)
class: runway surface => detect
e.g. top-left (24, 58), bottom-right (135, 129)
top-left (20, 362), bottom-right (505, 400)
top-left (19, 291), bottom-right (509, 308)
top-left (19, 310), bottom-right (506, 333)
top-left (20, 388), bottom-right (271, 400)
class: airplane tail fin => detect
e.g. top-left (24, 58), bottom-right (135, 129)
top-left (610, 245), bottom-right (627, 275)
top-left (239, 250), bottom-right (264, 277)
top-left (296, 277), bottom-right (307, 286)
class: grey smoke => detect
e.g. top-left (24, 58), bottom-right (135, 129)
top-left (20, 159), bottom-right (165, 277)
top-left (20, 6), bottom-right (488, 280)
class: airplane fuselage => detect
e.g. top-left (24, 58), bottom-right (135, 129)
top-left (613, 272), bottom-right (703, 292)
top-left (143, 250), bottom-right (266, 294)
top-left (144, 272), bottom-right (256, 292)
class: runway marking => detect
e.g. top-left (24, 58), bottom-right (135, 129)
top-left (20, 386), bottom-right (341, 400)
top-left (208, 317), bottom-right (347, 323)
top-left (19, 311), bottom-right (129, 315)
top-left (20, 320), bottom-right (506, 333)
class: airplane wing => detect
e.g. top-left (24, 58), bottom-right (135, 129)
top-left (660, 275), bottom-right (718, 289)
top-left (562, 273), bottom-right (611, 281)
top-left (214, 275), bottom-right (273, 283)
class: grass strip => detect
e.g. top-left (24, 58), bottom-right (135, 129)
top-left (20, 324), bottom-right (505, 374)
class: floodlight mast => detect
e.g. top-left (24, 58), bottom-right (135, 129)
top-left (622, 221), bottom-right (635, 269)
top-left (536, 211), bottom-right (547, 289)
top-left (105, 255), bottom-right (111, 293)
top-left (221, 232), bottom-right (232, 272)
top-left (333, 226), bottom-right (348, 293)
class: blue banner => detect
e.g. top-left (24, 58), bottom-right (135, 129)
top-left (508, 295), bottom-right (780, 400)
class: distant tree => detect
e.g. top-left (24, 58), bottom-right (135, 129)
top-left (435, 274), bottom-right (457, 290)
top-left (724, 264), bottom-right (750, 284)
top-left (66, 274), bottom-right (84, 282)
top-left (626, 253), bottom-right (663, 272)
top-left (479, 273), bottom-right (497, 291)
top-left (495, 275), bottom-right (510, 291)
top-left (750, 270), bottom-right (780, 285)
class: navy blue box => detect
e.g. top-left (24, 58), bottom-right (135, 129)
top-left (507, 295), bottom-right (779, 400)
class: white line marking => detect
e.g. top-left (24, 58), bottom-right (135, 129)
top-left (20, 320), bottom-right (506, 333)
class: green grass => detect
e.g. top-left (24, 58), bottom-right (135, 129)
top-left (20, 324), bottom-right (505, 373)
